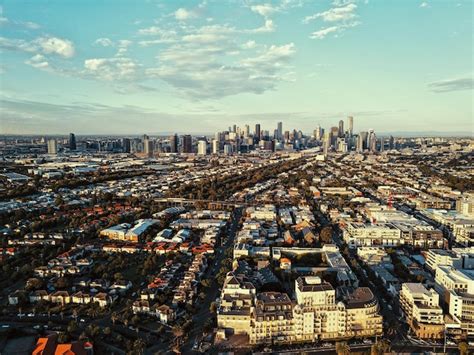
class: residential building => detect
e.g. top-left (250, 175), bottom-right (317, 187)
top-left (399, 283), bottom-right (444, 339)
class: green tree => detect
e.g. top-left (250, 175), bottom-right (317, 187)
top-left (336, 341), bottom-right (350, 355)
top-left (371, 340), bottom-right (391, 355)
top-left (458, 342), bottom-right (469, 355)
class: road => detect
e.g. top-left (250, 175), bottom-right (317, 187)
top-left (181, 207), bottom-right (242, 354)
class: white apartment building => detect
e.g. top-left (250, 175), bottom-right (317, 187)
top-left (218, 275), bottom-right (382, 344)
top-left (343, 222), bottom-right (402, 248)
top-left (399, 283), bottom-right (444, 339)
top-left (434, 266), bottom-right (474, 336)
top-left (425, 249), bottom-right (462, 271)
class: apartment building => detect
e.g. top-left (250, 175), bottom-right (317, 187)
top-left (425, 249), bottom-right (462, 272)
top-left (217, 272), bottom-right (256, 335)
top-left (434, 266), bottom-right (474, 336)
top-left (343, 222), bottom-right (402, 248)
top-left (399, 283), bottom-right (444, 339)
top-left (219, 275), bottom-right (382, 344)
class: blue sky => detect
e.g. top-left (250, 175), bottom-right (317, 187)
top-left (0, 0), bottom-right (472, 135)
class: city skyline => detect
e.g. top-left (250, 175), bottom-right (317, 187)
top-left (1, 0), bottom-right (473, 135)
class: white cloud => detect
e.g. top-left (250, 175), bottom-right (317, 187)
top-left (303, 3), bottom-right (357, 23)
top-left (175, 8), bottom-right (198, 21)
top-left (25, 54), bottom-right (49, 69)
top-left (310, 26), bottom-right (340, 39)
top-left (147, 41), bottom-right (296, 99)
top-left (250, 4), bottom-right (278, 18)
top-left (35, 37), bottom-right (75, 58)
top-left (95, 37), bottom-right (114, 47)
top-left (116, 39), bottom-right (132, 56)
top-left (83, 57), bottom-right (139, 81)
top-left (242, 40), bottom-right (257, 49)
top-left (137, 26), bottom-right (178, 46)
top-left (420, 2), bottom-right (429, 8)
top-left (247, 19), bottom-right (275, 33)
top-left (428, 76), bottom-right (473, 92)
top-left (0, 12), bottom-right (40, 29)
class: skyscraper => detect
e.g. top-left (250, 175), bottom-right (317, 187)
top-left (369, 130), bottom-right (377, 152)
top-left (277, 122), bottom-right (283, 140)
top-left (314, 125), bottom-right (323, 141)
top-left (255, 124), bottom-right (261, 140)
top-left (69, 133), bottom-right (76, 150)
top-left (389, 135), bottom-right (395, 150)
top-left (338, 120), bottom-right (344, 138)
top-left (47, 139), bottom-right (57, 154)
top-left (169, 134), bottom-right (178, 153)
top-left (212, 139), bottom-right (219, 154)
top-left (197, 140), bottom-right (207, 155)
top-left (358, 132), bottom-right (368, 152)
top-left (347, 116), bottom-right (354, 136)
top-left (143, 135), bottom-right (153, 157)
top-left (122, 138), bottom-right (131, 153)
top-left (323, 131), bottom-right (331, 156)
top-left (182, 135), bottom-right (193, 153)
top-left (330, 126), bottom-right (339, 146)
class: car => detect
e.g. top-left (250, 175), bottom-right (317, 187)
top-left (1, 325), bottom-right (10, 328)
top-left (79, 318), bottom-right (85, 323)
top-left (27, 313), bottom-right (35, 317)
top-left (17, 313), bottom-right (25, 317)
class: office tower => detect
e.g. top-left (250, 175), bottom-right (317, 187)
top-left (338, 120), bottom-right (344, 138)
top-left (379, 137), bottom-right (384, 152)
top-left (122, 138), bottom-right (131, 153)
top-left (143, 138), bottom-right (153, 157)
top-left (367, 129), bottom-right (374, 147)
top-left (369, 131), bottom-right (377, 152)
top-left (323, 131), bottom-right (331, 156)
top-left (314, 125), bottom-right (323, 141)
top-left (273, 129), bottom-right (279, 140)
top-left (255, 124), bottom-right (261, 139)
top-left (142, 134), bottom-right (149, 153)
top-left (69, 133), bottom-right (76, 151)
top-left (212, 139), bottom-right (219, 154)
top-left (223, 144), bottom-right (233, 155)
top-left (277, 122), bottom-right (283, 140)
top-left (244, 125), bottom-right (250, 138)
top-left (182, 135), bottom-right (193, 153)
top-left (197, 140), bottom-right (207, 155)
top-left (143, 135), bottom-right (153, 157)
top-left (389, 136), bottom-right (394, 150)
top-left (337, 138), bottom-right (348, 153)
top-left (284, 131), bottom-right (290, 141)
top-left (330, 127), bottom-right (339, 146)
top-left (232, 124), bottom-right (237, 133)
top-left (169, 134), bottom-right (178, 153)
top-left (357, 132), bottom-right (367, 152)
top-left (47, 139), bottom-right (57, 154)
top-left (347, 116), bottom-right (354, 136)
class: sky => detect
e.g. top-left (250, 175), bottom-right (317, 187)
top-left (0, 0), bottom-right (472, 135)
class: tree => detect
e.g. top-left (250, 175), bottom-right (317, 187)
top-left (320, 226), bottom-right (333, 244)
top-left (336, 341), bottom-right (350, 355)
top-left (111, 311), bottom-right (118, 325)
top-left (55, 195), bottom-right (64, 207)
top-left (371, 339), bottom-right (391, 355)
top-left (458, 342), bottom-right (469, 355)
top-left (67, 320), bottom-right (78, 333)
top-left (132, 338), bottom-right (146, 355)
